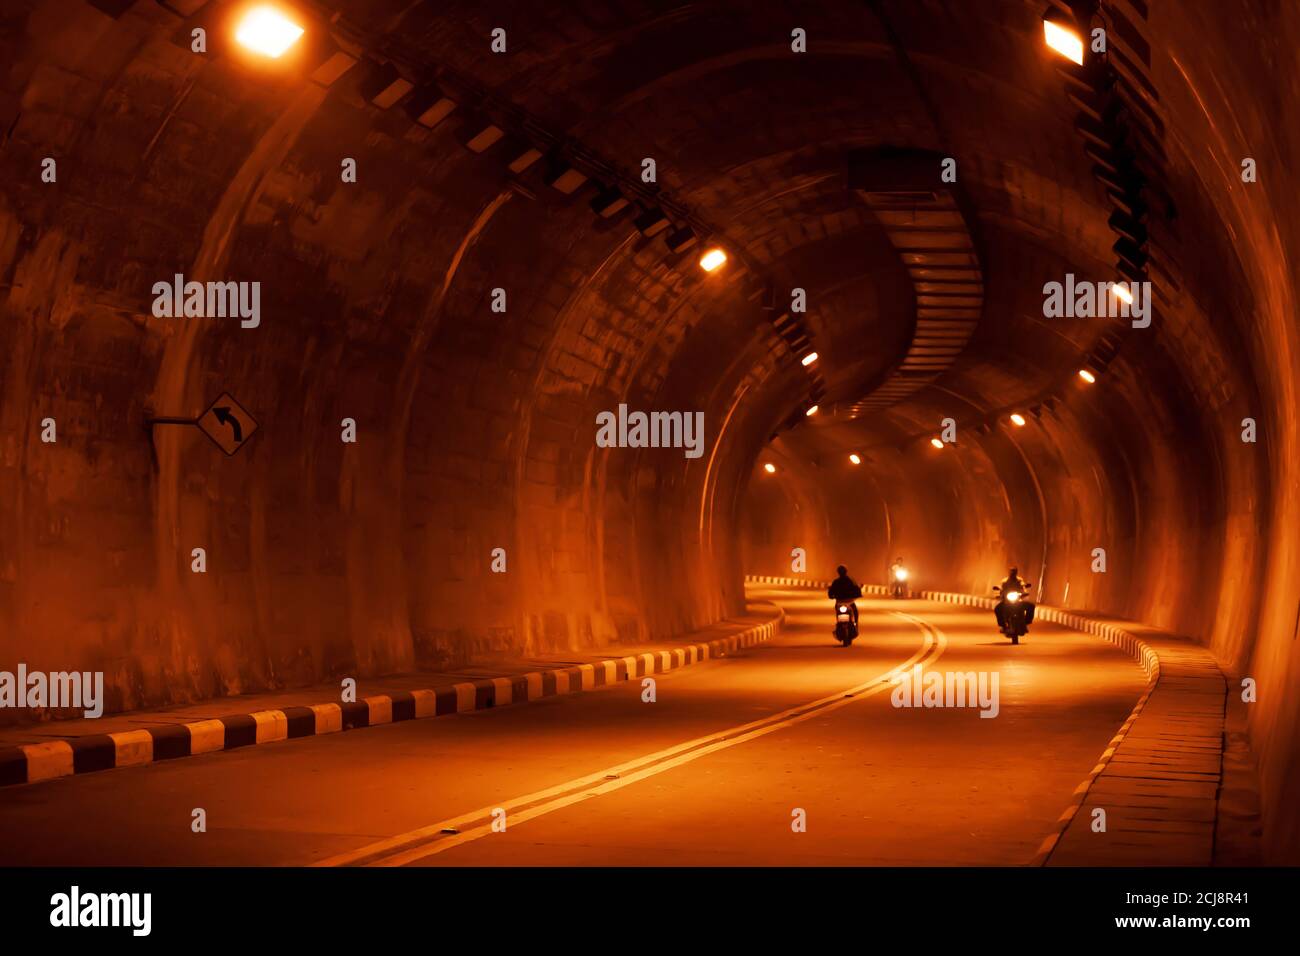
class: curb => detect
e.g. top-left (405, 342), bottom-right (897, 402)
top-left (746, 576), bottom-right (1169, 866)
top-left (0, 608), bottom-right (784, 789)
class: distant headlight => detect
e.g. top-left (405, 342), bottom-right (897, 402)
top-left (1006, 591), bottom-right (1021, 603)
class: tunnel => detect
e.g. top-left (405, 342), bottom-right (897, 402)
top-left (0, 0), bottom-right (1297, 889)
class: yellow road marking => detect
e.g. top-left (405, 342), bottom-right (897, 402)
top-left (316, 609), bottom-right (946, 868)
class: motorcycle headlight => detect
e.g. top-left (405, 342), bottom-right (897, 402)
top-left (838, 605), bottom-right (848, 613)
top-left (895, 569), bottom-right (908, 581)
top-left (1006, 591), bottom-right (1021, 603)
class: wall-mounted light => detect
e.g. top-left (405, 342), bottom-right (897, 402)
top-left (805, 405), bottom-right (819, 417)
top-left (235, 6), bottom-right (305, 59)
top-left (849, 453), bottom-right (861, 465)
top-left (763, 462), bottom-right (776, 474)
top-left (801, 352), bottom-right (819, 367)
top-left (1042, 7), bottom-right (1084, 65)
top-left (1078, 368), bottom-right (1097, 384)
top-left (930, 438), bottom-right (945, 449)
top-left (1009, 413), bottom-right (1027, 427)
top-left (699, 248), bottom-right (727, 272)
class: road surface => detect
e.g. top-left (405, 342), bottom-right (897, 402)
top-left (0, 586), bottom-right (1146, 866)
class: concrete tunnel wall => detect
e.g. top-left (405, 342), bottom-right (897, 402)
top-left (0, 0), bottom-right (1296, 862)
top-left (0, 0), bottom-right (816, 719)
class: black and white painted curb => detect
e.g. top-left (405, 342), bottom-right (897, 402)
top-left (0, 608), bottom-right (784, 788)
top-left (745, 575), bottom-right (1169, 866)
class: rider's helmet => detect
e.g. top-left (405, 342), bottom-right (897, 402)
top-left (836, 565), bottom-right (847, 576)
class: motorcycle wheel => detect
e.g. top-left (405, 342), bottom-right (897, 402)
top-left (1011, 634), bottom-right (1020, 645)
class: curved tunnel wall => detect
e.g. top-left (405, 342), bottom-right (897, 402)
top-left (0, 0), bottom-right (1296, 863)
top-left (0, 1), bottom-right (810, 717)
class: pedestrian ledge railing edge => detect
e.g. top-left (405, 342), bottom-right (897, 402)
top-left (0, 606), bottom-right (785, 789)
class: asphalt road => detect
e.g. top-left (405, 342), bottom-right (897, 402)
top-left (0, 586), bottom-right (1146, 866)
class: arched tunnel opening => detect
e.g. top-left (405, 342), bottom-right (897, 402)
top-left (0, 0), bottom-right (1296, 909)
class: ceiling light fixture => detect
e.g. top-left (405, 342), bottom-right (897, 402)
top-left (805, 405), bottom-right (819, 417)
top-left (763, 463), bottom-right (776, 474)
top-left (930, 438), bottom-right (945, 449)
top-left (849, 453), bottom-right (861, 465)
top-left (1078, 369), bottom-right (1097, 384)
top-left (235, 6), bottom-right (305, 59)
top-left (1042, 8), bottom-right (1085, 65)
top-left (801, 352), bottom-right (819, 367)
top-left (1010, 413), bottom-right (1027, 427)
top-left (699, 248), bottom-right (727, 272)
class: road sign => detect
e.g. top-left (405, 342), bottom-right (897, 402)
top-left (197, 392), bottom-right (259, 456)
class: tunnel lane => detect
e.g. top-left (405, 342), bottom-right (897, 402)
top-left (0, 586), bottom-right (1147, 866)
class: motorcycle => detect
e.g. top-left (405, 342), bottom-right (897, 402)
top-left (890, 566), bottom-right (909, 599)
top-left (834, 601), bottom-right (858, 646)
top-left (992, 583), bottom-right (1032, 644)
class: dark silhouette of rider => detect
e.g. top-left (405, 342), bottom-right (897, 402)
top-left (828, 565), bottom-right (863, 625)
top-left (994, 566), bottom-right (1035, 628)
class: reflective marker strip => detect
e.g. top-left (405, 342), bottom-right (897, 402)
top-left (110, 730), bottom-right (153, 767)
top-left (491, 678), bottom-right (513, 707)
top-left (251, 710), bottom-right (289, 744)
top-left (311, 704), bottom-right (343, 733)
top-left (411, 690), bottom-right (437, 718)
top-left (21, 741), bottom-right (74, 782)
top-left (186, 719), bottom-right (225, 755)
top-left (454, 683), bottom-right (477, 713)
top-left (4, 612), bottom-right (788, 787)
top-left (524, 673), bottom-right (543, 701)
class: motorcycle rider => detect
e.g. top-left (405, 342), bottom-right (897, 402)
top-left (994, 566), bottom-right (1035, 630)
top-left (828, 565), bottom-right (863, 626)
top-left (889, 556), bottom-right (907, 595)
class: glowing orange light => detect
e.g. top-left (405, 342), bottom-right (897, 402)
top-left (1010, 413), bottom-right (1027, 427)
top-left (801, 352), bottom-right (819, 367)
top-left (1043, 18), bottom-right (1084, 65)
top-left (699, 248), bottom-right (727, 272)
top-left (1111, 282), bottom-right (1134, 305)
top-left (1078, 368), bottom-right (1097, 384)
top-left (805, 405), bottom-right (819, 417)
top-left (930, 438), bottom-right (945, 449)
top-left (763, 462), bottom-right (776, 474)
top-left (235, 6), bottom-right (305, 58)
top-left (849, 453), bottom-right (861, 465)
